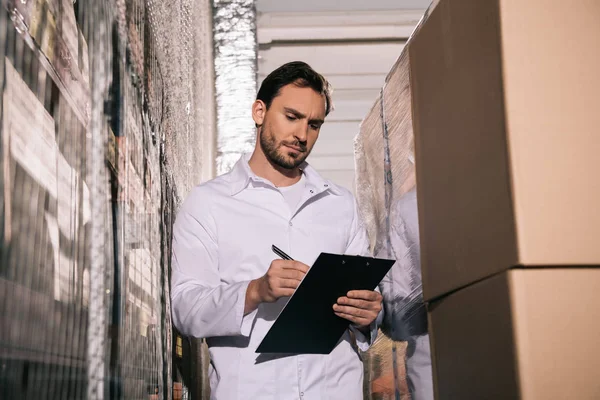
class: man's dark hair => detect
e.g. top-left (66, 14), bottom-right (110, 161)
top-left (257, 61), bottom-right (333, 116)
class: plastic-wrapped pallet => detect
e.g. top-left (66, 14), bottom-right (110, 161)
top-left (354, 2), bottom-right (441, 399)
top-left (0, 0), bottom-right (218, 398)
top-left (357, 0), bottom-right (600, 399)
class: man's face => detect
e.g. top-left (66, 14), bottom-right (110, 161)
top-left (254, 83), bottom-right (326, 170)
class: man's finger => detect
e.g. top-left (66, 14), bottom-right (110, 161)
top-left (280, 261), bottom-right (310, 274)
top-left (347, 290), bottom-right (382, 301)
top-left (292, 261), bottom-right (310, 274)
top-left (334, 312), bottom-right (367, 326)
top-left (333, 304), bottom-right (370, 319)
top-left (336, 297), bottom-right (371, 310)
top-left (278, 269), bottom-right (306, 281)
top-left (278, 278), bottom-right (302, 289)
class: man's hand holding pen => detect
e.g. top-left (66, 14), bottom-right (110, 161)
top-left (245, 259), bottom-right (309, 314)
top-left (256, 260), bottom-right (310, 302)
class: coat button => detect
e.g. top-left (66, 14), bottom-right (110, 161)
top-left (289, 221), bottom-right (293, 227)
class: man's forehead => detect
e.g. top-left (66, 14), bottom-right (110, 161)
top-left (273, 84), bottom-right (327, 115)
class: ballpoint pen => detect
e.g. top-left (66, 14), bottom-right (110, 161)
top-left (271, 244), bottom-right (294, 261)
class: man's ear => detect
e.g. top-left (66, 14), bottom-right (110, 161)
top-left (252, 100), bottom-right (266, 127)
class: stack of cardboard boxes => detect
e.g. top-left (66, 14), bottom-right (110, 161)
top-left (409, 0), bottom-right (600, 398)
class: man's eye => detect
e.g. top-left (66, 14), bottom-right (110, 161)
top-left (286, 115), bottom-right (296, 121)
top-left (310, 124), bottom-right (320, 130)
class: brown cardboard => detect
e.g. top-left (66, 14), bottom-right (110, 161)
top-left (428, 268), bottom-right (600, 400)
top-left (15, 0), bottom-right (90, 127)
top-left (409, 0), bottom-right (600, 300)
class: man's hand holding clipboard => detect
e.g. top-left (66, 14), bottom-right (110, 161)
top-left (255, 246), bottom-right (394, 354)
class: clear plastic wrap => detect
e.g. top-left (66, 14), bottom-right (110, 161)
top-left (353, 1), bottom-right (441, 398)
top-left (1, 0), bottom-right (216, 398)
top-left (213, 0), bottom-right (258, 175)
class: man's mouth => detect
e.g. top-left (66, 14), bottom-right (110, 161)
top-left (283, 143), bottom-right (306, 153)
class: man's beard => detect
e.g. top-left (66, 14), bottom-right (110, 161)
top-left (259, 126), bottom-right (310, 170)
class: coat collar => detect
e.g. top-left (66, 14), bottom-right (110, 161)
top-left (228, 153), bottom-right (342, 197)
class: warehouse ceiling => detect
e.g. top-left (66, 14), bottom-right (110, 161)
top-left (256, 0), bottom-right (432, 13)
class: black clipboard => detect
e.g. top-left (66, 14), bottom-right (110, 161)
top-left (256, 253), bottom-right (395, 355)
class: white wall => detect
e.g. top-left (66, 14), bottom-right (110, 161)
top-left (257, 6), bottom-right (425, 192)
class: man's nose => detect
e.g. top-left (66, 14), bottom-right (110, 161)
top-left (294, 122), bottom-right (308, 142)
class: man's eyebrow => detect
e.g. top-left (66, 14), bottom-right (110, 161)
top-left (284, 107), bottom-right (324, 125)
top-left (284, 107), bottom-right (306, 119)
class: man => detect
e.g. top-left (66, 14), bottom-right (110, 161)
top-left (171, 61), bottom-right (382, 399)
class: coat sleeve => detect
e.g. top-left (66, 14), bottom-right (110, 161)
top-left (170, 196), bottom-right (257, 338)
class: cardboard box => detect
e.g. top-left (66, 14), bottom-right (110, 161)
top-left (409, 0), bottom-right (600, 300)
top-left (59, 0), bottom-right (80, 67)
top-left (16, 0), bottom-right (91, 127)
top-left (428, 268), bottom-right (600, 400)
